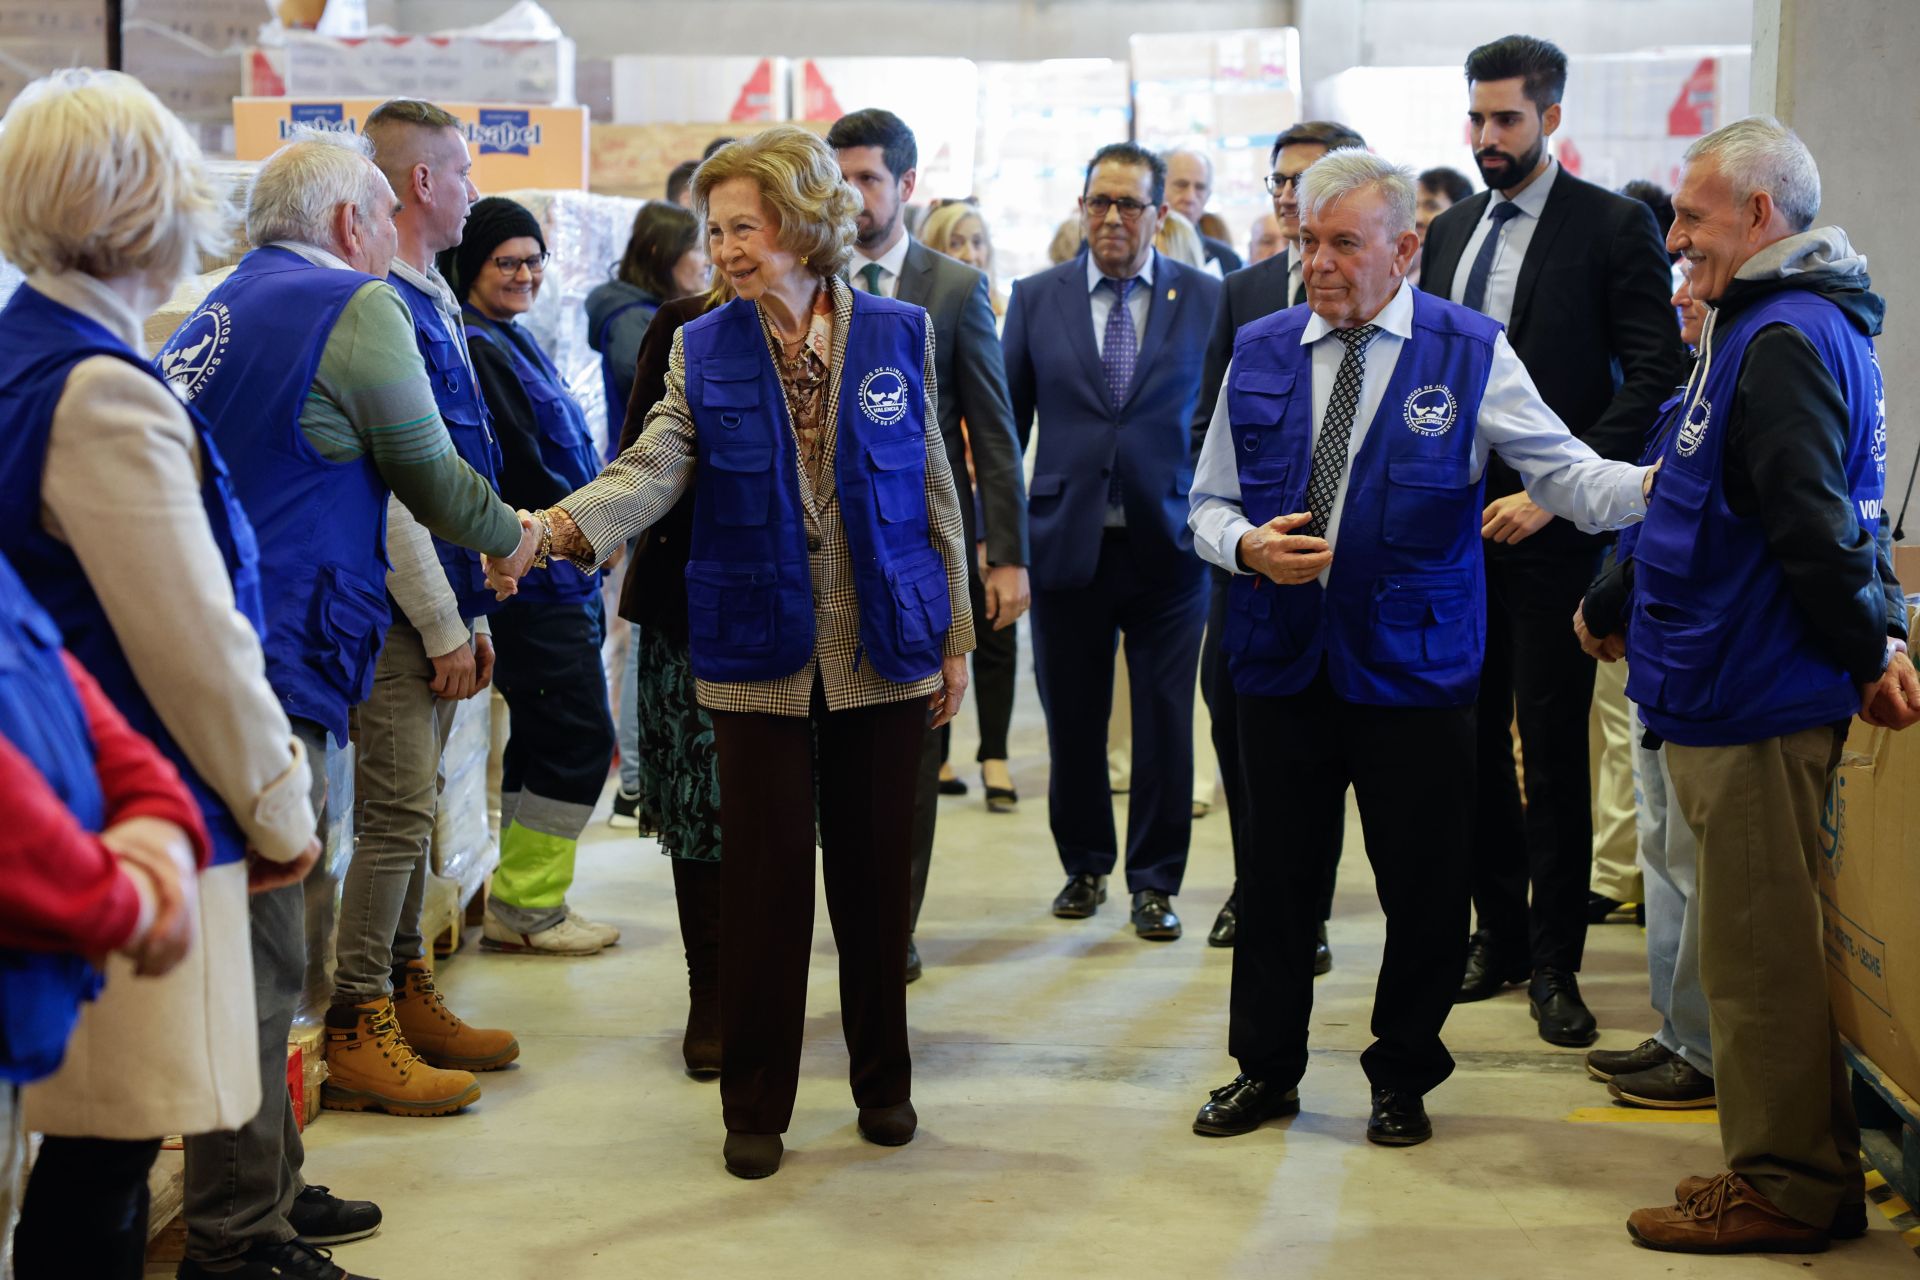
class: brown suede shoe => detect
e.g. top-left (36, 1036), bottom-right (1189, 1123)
top-left (392, 958), bottom-right (520, 1071)
top-left (1629, 1172), bottom-right (1829, 1254)
top-left (1673, 1176), bottom-right (1867, 1239)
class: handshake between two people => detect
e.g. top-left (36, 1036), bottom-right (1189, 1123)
top-left (484, 509), bottom-right (555, 602)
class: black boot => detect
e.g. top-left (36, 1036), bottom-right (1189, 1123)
top-left (671, 857), bottom-right (723, 1079)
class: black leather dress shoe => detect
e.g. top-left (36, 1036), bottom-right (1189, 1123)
top-left (1208, 894), bottom-right (1237, 948)
top-left (905, 937), bottom-right (922, 984)
top-left (1366, 1089), bottom-right (1432, 1146)
top-left (1131, 890), bottom-right (1181, 940)
top-left (1052, 874), bottom-right (1107, 919)
top-left (1192, 1074), bottom-right (1300, 1136)
top-left (1313, 921), bottom-right (1333, 976)
top-left (1456, 929), bottom-right (1528, 1003)
top-left (1609, 1058), bottom-right (1715, 1109)
top-left (1586, 1037), bottom-right (1675, 1083)
top-left (858, 1100), bottom-right (918, 1146)
top-left (1530, 968), bottom-right (1599, 1047)
top-left (723, 1132), bottom-right (783, 1179)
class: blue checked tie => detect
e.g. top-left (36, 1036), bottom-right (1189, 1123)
top-left (1302, 324), bottom-right (1381, 540)
top-left (1460, 200), bottom-right (1522, 316)
top-left (1101, 275), bottom-right (1139, 510)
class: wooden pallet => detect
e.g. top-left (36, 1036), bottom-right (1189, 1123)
top-left (1846, 1040), bottom-right (1920, 1208)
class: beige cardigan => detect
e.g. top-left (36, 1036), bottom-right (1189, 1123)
top-left (21, 269), bottom-right (309, 1138)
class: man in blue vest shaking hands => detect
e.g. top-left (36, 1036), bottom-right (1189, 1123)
top-left (1186, 149), bottom-right (1654, 1148)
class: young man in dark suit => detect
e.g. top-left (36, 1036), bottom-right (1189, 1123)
top-left (1004, 143), bottom-right (1221, 940)
top-left (1418, 34), bottom-right (1686, 1047)
top-left (829, 109), bottom-right (1030, 982)
top-left (1189, 119), bottom-right (1365, 961)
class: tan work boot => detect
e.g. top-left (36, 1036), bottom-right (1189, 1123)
top-left (1628, 1172), bottom-right (1829, 1253)
top-left (322, 998), bottom-right (480, 1117)
top-left (392, 957), bottom-right (521, 1071)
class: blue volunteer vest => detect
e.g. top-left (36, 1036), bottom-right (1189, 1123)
top-left (0, 551), bottom-right (107, 1083)
top-left (680, 290), bottom-right (950, 685)
top-left (0, 285), bottom-right (261, 869)
top-left (594, 294), bottom-right (656, 461)
top-left (1223, 287), bottom-right (1499, 707)
top-left (156, 246), bottom-right (390, 744)
top-left (1627, 291), bottom-right (1887, 746)
top-left (390, 271), bottom-right (504, 620)
top-left (464, 310), bottom-right (603, 605)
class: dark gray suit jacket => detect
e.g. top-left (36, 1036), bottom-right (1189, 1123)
top-left (892, 237), bottom-right (1029, 568)
top-left (1190, 247), bottom-right (1298, 455)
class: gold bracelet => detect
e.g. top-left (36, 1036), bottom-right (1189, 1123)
top-left (531, 509), bottom-right (554, 569)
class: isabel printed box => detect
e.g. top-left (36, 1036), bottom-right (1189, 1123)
top-left (232, 96), bottom-right (588, 191)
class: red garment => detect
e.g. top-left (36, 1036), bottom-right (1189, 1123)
top-left (0, 653), bottom-right (211, 954)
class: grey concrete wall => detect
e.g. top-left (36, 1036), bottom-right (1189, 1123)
top-left (1754, 0), bottom-right (1920, 539)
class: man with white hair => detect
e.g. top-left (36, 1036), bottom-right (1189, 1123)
top-left (1163, 147), bottom-right (1242, 275)
top-left (1185, 149), bottom-right (1653, 1147)
top-left (159, 130), bottom-right (530, 1280)
top-left (1620, 116), bottom-right (1917, 1255)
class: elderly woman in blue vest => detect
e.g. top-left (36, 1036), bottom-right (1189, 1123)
top-left (1186, 149), bottom-right (1654, 1149)
top-left (436, 197), bottom-right (618, 955)
top-left (487, 126), bottom-right (976, 1180)
top-left (0, 548), bottom-right (209, 1279)
top-left (0, 71), bottom-right (374, 1276)
top-left (586, 199), bottom-right (708, 826)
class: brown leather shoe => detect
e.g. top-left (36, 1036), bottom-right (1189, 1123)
top-left (392, 958), bottom-right (520, 1071)
top-left (1672, 1176), bottom-right (1866, 1239)
top-left (1628, 1172), bottom-right (1828, 1254)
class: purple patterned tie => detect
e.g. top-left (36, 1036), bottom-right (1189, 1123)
top-left (1102, 276), bottom-right (1138, 512)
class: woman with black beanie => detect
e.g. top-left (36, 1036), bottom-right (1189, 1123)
top-left (438, 197), bottom-right (619, 957)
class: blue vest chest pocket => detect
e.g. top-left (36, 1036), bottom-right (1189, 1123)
top-left (705, 443), bottom-right (776, 527)
top-left (884, 546), bottom-right (950, 653)
top-left (1368, 572), bottom-right (1474, 668)
top-left (1238, 456), bottom-right (1293, 527)
top-left (686, 560), bottom-right (778, 651)
top-left (1382, 457), bottom-right (1474, 551)
top-left (423, 334), bottom-right (475, 406)
top-left (310, 564), bottom-right (390, 699)
top-left (1633, 463), bottom-right (1711, 578)
top-left (868, 435), bottom-right (928, 524)
top-left (1230, 368), bottom-right (1295, 426)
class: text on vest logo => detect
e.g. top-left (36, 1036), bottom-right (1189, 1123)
top-left (1403, 385), bottom-right (1457, 436)
top-left (858, 367), bottom-right (910, 425)
top-left (280, 104), bottom-right (356, 139)
top-left (158, 304), bottom-right (231, 403)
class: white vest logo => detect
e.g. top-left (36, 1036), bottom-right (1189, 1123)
top-left (1403, 384), bottom-right (1457, 436)
top-left (1676, 397), bottom-right (1712, 458)
top-left (858, 367), bottom-right (910, 425)
top-left (158, 304), bottom-right (230, 403)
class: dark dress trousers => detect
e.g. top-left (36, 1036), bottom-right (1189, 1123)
top-left (1004, 251), bottom-right (1219, 895)
top-left (1190, 247), bottom-right (1340, 918)
top-left (892, 240), bottom-right (1028, 935)
top-left (1419, 170), bottom-right (1685, 974)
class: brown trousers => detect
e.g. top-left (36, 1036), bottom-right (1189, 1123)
top-left (1666, 723), bottom-right (1861, 1227)
top-left (710, 685), bottom-right (929, 1135)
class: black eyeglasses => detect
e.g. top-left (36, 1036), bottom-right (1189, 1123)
top-left (1264, 172), bottom-right (1307, 196)
top-left (492, 252), bottom-right (550, 275)
top-left (1084, 195), bottom-right (1151, 222)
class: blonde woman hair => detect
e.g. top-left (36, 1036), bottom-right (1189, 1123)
top-left (1154, 210), bottom-right (1207, 269)
top-left (693, 125), bottom-right (860, 280)
top-left (1046, 216), bottom-right (1083, 266)
top-left (921, 202), bottom-right (991, 271)
top-left (0, 68), bottom-right (227, 284)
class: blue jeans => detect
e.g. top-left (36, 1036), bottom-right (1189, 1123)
top-left (1632, 706), bottom-right (1713, 1077)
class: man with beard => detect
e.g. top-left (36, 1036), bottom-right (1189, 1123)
top-left (828, 108), bottom-right (1029, 982)
top-left (1419, 35), bottom-right (1684, 1048)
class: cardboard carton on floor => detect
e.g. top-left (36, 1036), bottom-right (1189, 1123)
top-left (1821, 606), bottom-right (1920, 1100)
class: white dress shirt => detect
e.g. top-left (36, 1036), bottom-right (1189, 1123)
top-left (1448, 157), bottom-right (1560, 326)
top-left (851, 230), bottom-right (914, 299)
top-left (1087, 247), bottom-right (1156, 356)
top-left (1189, 280), bottom-right (1649, 585)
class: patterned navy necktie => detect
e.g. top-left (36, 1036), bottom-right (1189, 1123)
top-left (1101, 275), bottom-right (1140, 511)
top-left (1302, 324), bottom-right (1381, 540)
top-left (1460, 200), bottom-right (1522, 316)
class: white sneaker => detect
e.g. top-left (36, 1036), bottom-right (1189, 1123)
top-left (565, 910), bottom-right (621, 948)
top-left (481, 910), bottom-right (606, 956)
top-left (607, 787), bottom-right (640, 830)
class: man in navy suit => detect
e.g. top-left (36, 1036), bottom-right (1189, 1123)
top-left (1004, 143), bottom-right (1222, 940)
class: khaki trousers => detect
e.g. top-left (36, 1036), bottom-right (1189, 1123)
top-left (1666, 723), bottom-right (1861, 1227)
top-left (1587, 658), bottom-right (1642, 902)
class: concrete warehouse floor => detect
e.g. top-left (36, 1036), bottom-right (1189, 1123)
top-left (185, 643), bottom-right (1919, 1280)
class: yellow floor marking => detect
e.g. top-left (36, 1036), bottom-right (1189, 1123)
top-left (1564, 1106), bottom-right (1719, 1124)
